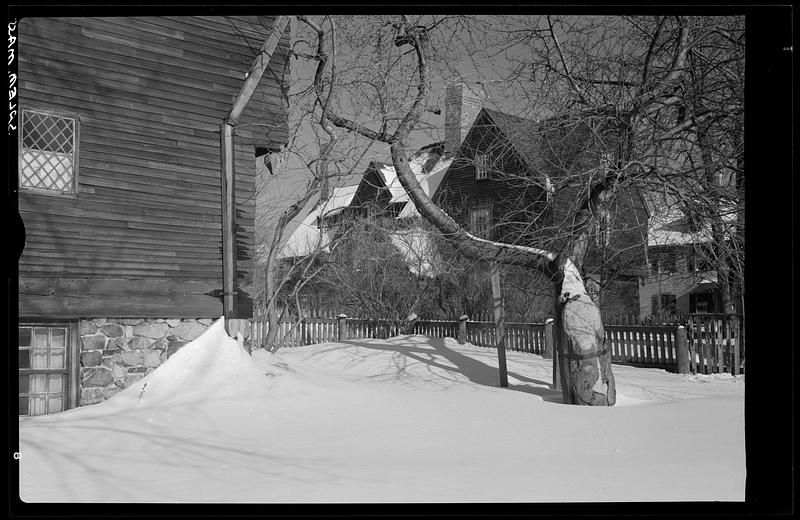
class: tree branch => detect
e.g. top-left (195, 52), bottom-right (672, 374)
top-left (547, 16), bottom-right (590, 106)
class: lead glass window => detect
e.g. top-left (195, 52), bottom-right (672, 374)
top-left (19, 109), bottom-right (78, 194)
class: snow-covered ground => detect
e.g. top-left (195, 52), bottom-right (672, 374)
top-left (18, 318), bottom-right (745, 503)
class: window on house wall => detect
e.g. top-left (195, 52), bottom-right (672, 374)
top-left (594, 206), bottom-right (612, 247)
top-left (19, 109), bottom-right (79, 195)
top-left (651, 293), bottom-right (676, 315)
top-left (687, 248), bottom-right (713, 273)
top-left (474, 153), bottom-right (492, 180)
top-left (469, 205), bottom-right (492, 239)
top-left (600, 152), bottom-right (614, 172)
top-left (650, 248), bottom-right (677, 274)
top-left (544, 175), bottom-right (554, 203)
top-left (19, 323), bottom-right (73, 416)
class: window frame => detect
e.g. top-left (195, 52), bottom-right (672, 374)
top-left (474, 153), bottom-right (493, 181)
top-left (18, 321), bottom-right (79, 416)
top-left (469, 204), bottom-right (493, 240)
top-left (687, 248), bottom-right (713, 273)
top-left (594, 206), bottom-right (612, 247)
top-left (18, 107), bottom-right (81, 198)
top-left (651, 293), bottom-right (677, 316)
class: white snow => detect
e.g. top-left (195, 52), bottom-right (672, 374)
top-left (279, 184), bottom-right (359, 258)
top-left (18, 318), bottom-right (745, 503)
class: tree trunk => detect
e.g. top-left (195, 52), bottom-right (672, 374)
top-left (263, 264), bottom-right (281, 349)
top-left (318, 20), bottom-right (616, 405)
top-left (555, 258), bottom-right (616, 406)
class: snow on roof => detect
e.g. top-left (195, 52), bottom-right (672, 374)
top-left (374, 145), bottom-right (452, 215)
top-left (279, 184), bottom-right (358, 258)
top-left (647, 206), bottom-right (738, 247)
top-left (280, 144), bottom-right (450, 259)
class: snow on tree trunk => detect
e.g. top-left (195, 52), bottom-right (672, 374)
top-left (556, 258), bottom-right (616, 406)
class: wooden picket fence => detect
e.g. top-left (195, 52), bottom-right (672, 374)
top-left (686, 314), bottom-right (744, 376)
top-left (605, 325), bottom-right (680, 370)
top-left (422, 320), bottom-right (549, 355)
top-left (248, 312), bottom-right (744, 375)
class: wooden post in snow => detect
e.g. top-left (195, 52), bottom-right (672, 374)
top-left (337, 313), bottom-right (348, 342)
top-left (458, 314), bottom-right (468, 345)
top-left (490, 263), bottom-right (509, 388)
top-left (676, 325), bottom-right (689, 374)
top-left (543, 318), bottom-right (554, 359)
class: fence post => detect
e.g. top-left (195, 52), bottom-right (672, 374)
top-left (543, 318), bottom-right (554, 359)
top-left (490, 263), bottom-right (509, 388)
top-left (407, 313), bottom-right (418, 335)
top-left (337, 313), bottom-right (348, 342)
top-left (732, 316), bottom-right (740, 376)
top-left (676, 325), bottom-right (689, 374)
top-left (458, 315), bottom-right (468, 344)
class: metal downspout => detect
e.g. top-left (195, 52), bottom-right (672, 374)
top-left (220, 16), bottom-right (289, 334)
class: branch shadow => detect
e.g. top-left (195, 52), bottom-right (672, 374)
top-left (319, 336), bottom-right (563, 403)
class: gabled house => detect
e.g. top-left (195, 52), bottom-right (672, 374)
top-left (638, 208), bottom-right (735, 316)
top-left (15, 16), bottom-right (290, 414)
top-left (345, 142), bottom-right (452, 221)
top-left (278, 143), bottom-right (452, 260)
top-left (278, 183), bottom-right (360, 258)
top-left (433, 85), bottom-right (649, 314)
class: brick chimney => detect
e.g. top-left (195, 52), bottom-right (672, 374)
top-left (444, 83), bottom-right (487, 158)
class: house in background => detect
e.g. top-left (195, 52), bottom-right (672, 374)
top-left (279, 83), bottom-right (648, 317)
top-left (16, 16), bottom-right (290, 414)
top-left (433, 87), bottom-right (649, 315)
top-left (638, 209), bottom-right (732, 316)
top-left (278, 143), bottom-right (452, 260)
top-left (278, 183), bottom-right (360, 259)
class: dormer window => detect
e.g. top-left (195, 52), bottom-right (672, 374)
top-left (474, 153), bottom-right (492, 180)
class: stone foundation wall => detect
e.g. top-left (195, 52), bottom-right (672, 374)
top-left (78, 318), bottom-right (223, 406)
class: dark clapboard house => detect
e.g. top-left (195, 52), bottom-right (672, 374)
top-left (434, 84), bottom-right (649, 316)
top-left (16, 16), bottom-right (290, 415)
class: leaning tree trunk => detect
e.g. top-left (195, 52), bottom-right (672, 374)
top-left (554, 257), bottom-right (616, 406)
top-left (311, 19), bottom-right (617, 405)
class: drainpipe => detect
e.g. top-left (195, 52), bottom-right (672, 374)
top-left (220, 15), bottom-right (290, 334)
top-left (220, 120), bottom-right (237, 327)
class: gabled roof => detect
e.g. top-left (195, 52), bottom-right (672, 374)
top-left (278, 184), bottom-right (359, 258)
top-left (439, 107), bottom-right (601, 194)
top-left (480, 108), bottom-right (546, 173)
top-left (647, 206), bottom-right (738, 247)
top-left (353, 142), bottom-right (452, 215)
top-left (279, 143), bottom-right (452, 260)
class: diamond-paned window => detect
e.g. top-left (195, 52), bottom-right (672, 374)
top-left (19, 109), bottom-right (78, 194)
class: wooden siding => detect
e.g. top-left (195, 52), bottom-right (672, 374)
top-left (17, 16), bottom-right (290, 318)
top-left (433, 109), bottom-right (648, 315)
top-left (434, 112), bottom-right (547, 244)
top-left (435, 110), bottom-right (648, 265)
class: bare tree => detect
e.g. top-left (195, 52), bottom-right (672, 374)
top-left (317, 211), bottom-right (438, 334)
top-left (254, 16), bottom-right (380, 350)
top-left (297, 15), bottom-right (743, 406)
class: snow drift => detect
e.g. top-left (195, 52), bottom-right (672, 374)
top-left (19, 321), bottom-right (745, 503)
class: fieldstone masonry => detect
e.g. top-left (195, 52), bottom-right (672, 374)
top-left (78, 317), bottom-right (222, 406)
